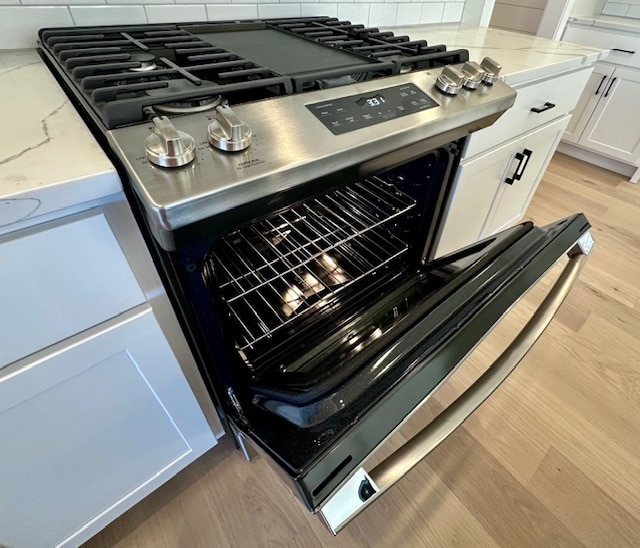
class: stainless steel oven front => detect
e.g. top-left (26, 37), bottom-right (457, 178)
top-left (36, 26), bottom-right (595, 528)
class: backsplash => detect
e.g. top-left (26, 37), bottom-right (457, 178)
top-left (0, 0), bottom-right (467, 49)
top-left (601, 0), bottom-right (640, 18)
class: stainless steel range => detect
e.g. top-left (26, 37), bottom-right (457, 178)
top-left (38, 17), bottom-right (594, 533)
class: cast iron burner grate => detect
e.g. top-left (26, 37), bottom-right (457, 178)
top-left (38, 17), bottom-right (469, 129)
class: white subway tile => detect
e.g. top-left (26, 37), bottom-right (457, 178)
top-left (301, 3), bottom-right (337, 17)
top-left (257, 3), bottom-right (301, 17)
top-left (369, 3), bottom-right (396, 25)
top-left (206, 3), bottom-right (257, 19)
top-left (420, 1), bottom-right (443, 23)
top-left (0, 0), bottom-right (20, 5)
top-left (396, 2), bottom-right (420, 25)
top-left (107, 0), bottom-right (165, 5)
top-left (628, 5), bottom-right (640, 18)
top-left (22, 0), bottom-right (103, 5)
top-left (442, 1), bottom-right (462, 22)
top-left (145, 4), bottom-right (207, 22)
top-left (602, 2), bottom-right (630, 16)
top-left (70, 5), bottom-right (147, 25)
top-left (178, 0), bottom-right (230, 4)
top-left (337, 3), bottom-right (369, 23)
top-left (0, 6), bottom-right (73, 49)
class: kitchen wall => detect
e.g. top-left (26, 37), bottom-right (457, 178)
top-left (600, 0), bottom-right (640, 18)
top-left (489, 0), bottom-right (546, 35)
top-left (0, 0), bottom-right (468, 49)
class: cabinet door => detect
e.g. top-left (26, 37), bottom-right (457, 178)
top-left (0, 308), bottom-right (216, 548)
top-left (577, 66), bottom-right (640, 163)
top-left (564, 63), bottom-right (615, 143)
top-left (434, 137), bottom-right (525, 257)
top-left (483, 115), bottom-right (571, 237)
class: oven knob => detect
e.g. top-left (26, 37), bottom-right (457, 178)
top-left (145, 116), bottom-right (196, 168)
top-left (435, 65), bottom-right (465, 95)
top-left (208, 105), bottom-right (252, 152)
top-left (480, 57), bottom-right (502, 85)
top-left (461, 61), bottom-right (485, 90)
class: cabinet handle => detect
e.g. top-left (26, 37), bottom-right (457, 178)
top-left (595, 75), bottom-right (607, 95)
top-left (612, 48), bottom-right (636, 54)
top-left (604, 77), bottom-right (617, 97)
top-left (505, 149), bottom-right (533, 185)
top-left (530, 102), bottom-right (556, 114)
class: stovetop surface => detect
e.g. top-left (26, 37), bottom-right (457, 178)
top-left (38, 17), bottom-right (469, 129)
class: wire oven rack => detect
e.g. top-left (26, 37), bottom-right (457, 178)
top-left (207, 176), bottom-right (416, 360)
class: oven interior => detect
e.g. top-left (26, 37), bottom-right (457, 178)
top-left (196, 144), bottom-right (460, 410)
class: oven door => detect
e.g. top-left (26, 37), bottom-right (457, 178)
top-left (228, 212), bottom-right (593, 530)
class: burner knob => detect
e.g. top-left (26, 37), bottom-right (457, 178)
top-left (461, 61), bottom-right (485, 90)
top-left (480, 57), bottom-right (502, 85)
top-left (145, 116), bottom-right (196, 168)
top-left (435, 65), bottom-right (465, 95)
top-left (208, 105), bottom-right (252, 152)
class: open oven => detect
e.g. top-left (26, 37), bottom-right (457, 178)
top-left (37, 17), bottom-right (594, 533)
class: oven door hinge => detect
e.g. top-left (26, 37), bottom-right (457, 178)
top-left (227, 387), bottom-right (247, 423)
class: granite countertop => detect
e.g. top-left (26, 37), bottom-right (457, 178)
top-left (386, 24), bottom-right (608, 86)
top-left (0, 50), bottom-right (121, 229)
top-left (0, 26), bottom-right (606, 229)
top-left (569, 15), bottom-right (640, 34)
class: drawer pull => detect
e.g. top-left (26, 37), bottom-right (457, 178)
top-left (530, 102), bottom-right (556, 114)
top-left (612, 48), bottom-right (636, 54)
top-left (505, 148), bottom-right (532, 185)
top-left (604, 77), bottom-right (617, 98)
top-left (595, 75), bottom-right (607, 95)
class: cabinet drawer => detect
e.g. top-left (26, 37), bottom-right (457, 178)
top-left (465, 67), bottom-right (592, 158)
top-left (564, 25), bottom-right (640, 70)
top-left (0, 211), bottom-right (145, 368)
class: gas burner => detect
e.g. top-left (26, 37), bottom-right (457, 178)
top-left (154, 95), bottom-right (224, 114)
top-left (130, 53), bottom-right (158, 73)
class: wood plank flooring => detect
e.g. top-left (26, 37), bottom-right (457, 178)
top-left (85, 153), bottom-right (640, 547)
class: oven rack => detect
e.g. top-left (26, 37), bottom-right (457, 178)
top-left (208, 177), bottom-right (416, 356)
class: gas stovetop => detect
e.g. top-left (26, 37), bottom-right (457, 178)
top-left (38, 17), bottom-right (469, 129)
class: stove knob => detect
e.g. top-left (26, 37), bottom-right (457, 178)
top-left (145, 116), bottom-right (196, 168)
top-left (480, 57), bottom-right (502, 85)
top-left (208, 105), bottom-right (252, 152)
top-left (461, 61), bottom-right (485, 90)
top-left (435, 65), bottom-right (465, 95)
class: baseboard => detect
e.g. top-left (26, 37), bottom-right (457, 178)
top-left (557, 141), bottom-right (636, 179)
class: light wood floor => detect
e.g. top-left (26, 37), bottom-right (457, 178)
top-left (85, 153), bottom-right (640, 547)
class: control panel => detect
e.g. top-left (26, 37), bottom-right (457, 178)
top-left (306, 83), bottom-right (439, 135)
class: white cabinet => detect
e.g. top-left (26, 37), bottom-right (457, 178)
top-left (436, 136), bottom-right (522, 255)
top-left (435, 66), bottom-right (592, 257)
top-left (0, 308), bottom-right (214, 548)
top-left (484, 115), bottom-right (570, 235)
top-left (576, 66), bottom-right (640, 163)
top-left (564, 63), bottom-right (615, 142)
top-left (0, 202), bottom-right (218, 547)
top-left (562, 24), bottom-right (640, 181)
top-left (437, 115), bottom-right (570, 256)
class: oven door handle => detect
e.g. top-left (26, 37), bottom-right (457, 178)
top-left (320, 242), bottom-right (590, 534)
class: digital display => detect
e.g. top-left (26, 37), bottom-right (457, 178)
top-left (357, 94), bottom-right (386, 108)
top-left (306, 83), bottom-right (439, 135)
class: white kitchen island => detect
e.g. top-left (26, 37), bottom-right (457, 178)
top-left (0, 25), bottom-right (605, 547)
top-left (0, 50), bottom-right (221, 548)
